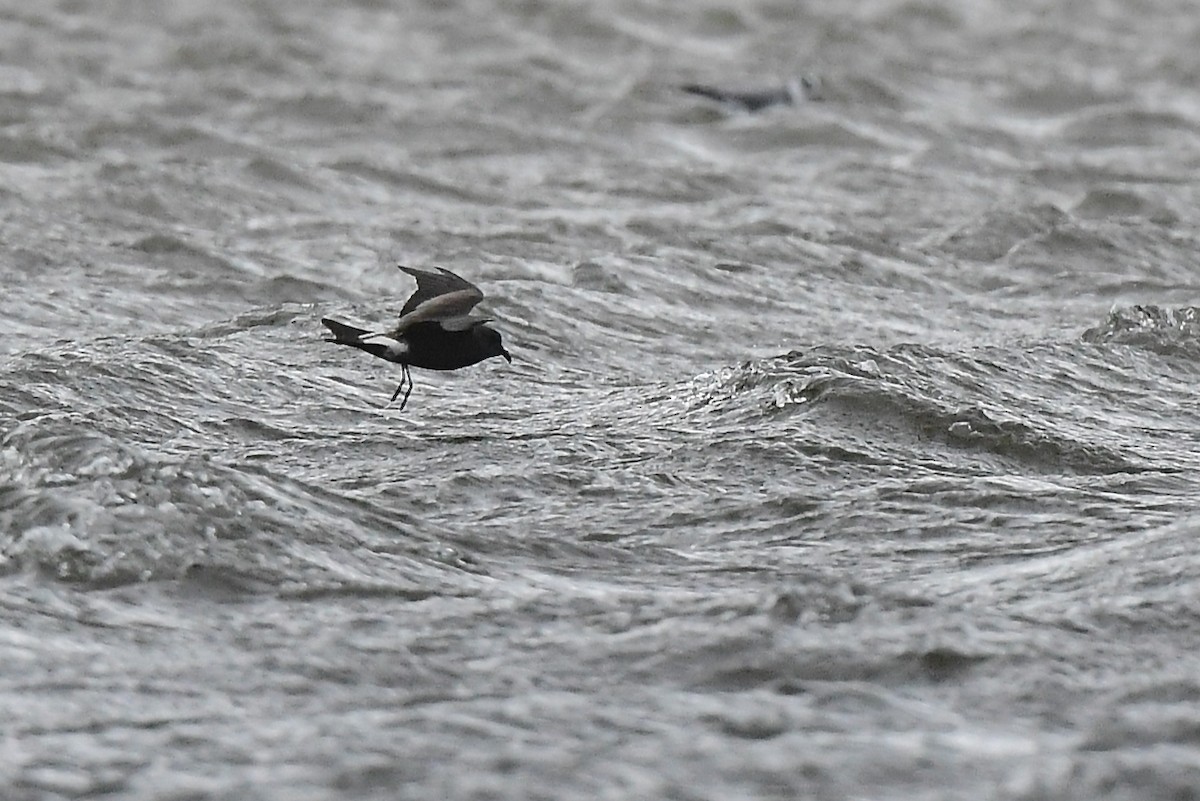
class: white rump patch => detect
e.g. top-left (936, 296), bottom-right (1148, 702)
top-left (359, 333), bottom-right (408, 359)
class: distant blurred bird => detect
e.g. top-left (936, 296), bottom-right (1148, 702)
top-left (681, 76), bottom-right (823, 112)
top-left (322, 265), bottom-right (511, 410)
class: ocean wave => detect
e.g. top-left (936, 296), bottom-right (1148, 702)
top-left (693, 344), bottom-right (1147, 475)
top-left (1082, 305), bottom-right (1200, 354)
top-left (0, 411), bottom-right (483, 590)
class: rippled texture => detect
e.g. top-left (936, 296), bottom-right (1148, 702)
top-left (4, 1), bottom-right (1200, 798)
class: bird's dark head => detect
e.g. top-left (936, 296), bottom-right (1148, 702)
top-left (475, 323), bottom-right (512, 363)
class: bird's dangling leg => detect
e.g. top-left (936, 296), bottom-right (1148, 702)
top-left (399, 364), bottom-right (414, 410)
top-left (390, 363), bottom-right (413, 409)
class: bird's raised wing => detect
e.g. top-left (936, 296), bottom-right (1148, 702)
top-left (391, 266), bottom-right (485, 334)
top-left (397, 266), bottom-right (483, 316)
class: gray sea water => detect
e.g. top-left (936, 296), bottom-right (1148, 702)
top-left (3, 1), bottom-right (1200, 799)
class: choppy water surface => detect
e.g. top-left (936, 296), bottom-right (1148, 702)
top-left (4, 1), bottom-right (1200, 798)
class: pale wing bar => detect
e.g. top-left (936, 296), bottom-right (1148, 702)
top-left (397, 265), bottom-right (480, 316)
top-left (391, 288), bottom-right (484, 334)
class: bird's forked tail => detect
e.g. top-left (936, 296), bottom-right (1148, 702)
top-left (321, 318), bottom-right (371, 343)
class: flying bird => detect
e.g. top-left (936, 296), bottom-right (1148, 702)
top-left (322, 265), bottom-right (511, 410)
top-left (681, 76), bottom-right (823, 112)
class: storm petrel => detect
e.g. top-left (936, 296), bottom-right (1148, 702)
top-left (681, 76), bottom-right (823, 112)
top-left (322, 265), bottom-right (511, 410)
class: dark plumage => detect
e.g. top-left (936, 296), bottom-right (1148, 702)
top-left (681, 77), bottom-right (822, 112)
top-left (322, 265), bottom-right (511, 409)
